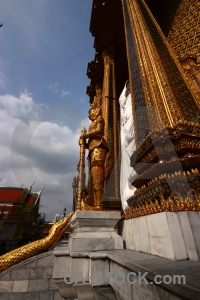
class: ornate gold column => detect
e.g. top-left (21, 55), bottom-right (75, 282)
top-left (76, 128), bottom-right (87, 210)
top-left (102, 47), bottom-right (115, 143)
top-left (122, 0), bottom-right (200, 145)
top-left (102, 46), bottom-right (120, 200)
top-left (92, 83), bottom-right (103, 108)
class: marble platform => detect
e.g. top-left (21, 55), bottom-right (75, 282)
top-left (1, 247), bottom-right (200, 300)
top-left (119, 211), bottom-right (200, 261)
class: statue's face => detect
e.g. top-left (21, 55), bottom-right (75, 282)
top-left (89, 109), bottom-right (97, 121)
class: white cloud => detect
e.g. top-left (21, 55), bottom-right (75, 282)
top-left (49, 82), bottom-right (71, 99)
top-left (61, 90), bottom-right (71, 97)
top-left (0, 91), bottom-right (89, 219)
top-left (0, 92), bottom-right (34, 117)
top-left (49, 82), bottom-right (59, 93)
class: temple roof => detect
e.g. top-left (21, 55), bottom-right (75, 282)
top-left (0, 187), bottom-right (41, 207)
top-left (87, 0), bottom-right (128, 101)
top-left (90, 0), bottom-right (126, 51)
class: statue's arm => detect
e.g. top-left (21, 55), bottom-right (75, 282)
top-left (82, 120), bottom-right (104, 140)
top-left (85, 121), bottom-right (104, 139)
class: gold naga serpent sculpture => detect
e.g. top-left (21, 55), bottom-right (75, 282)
top-left (0, 211), bottom-right (74, 273)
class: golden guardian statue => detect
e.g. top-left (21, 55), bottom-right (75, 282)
top-left (78, 107), bottom-right (110, 210)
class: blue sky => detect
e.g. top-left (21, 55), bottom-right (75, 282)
top-left (0, 0), bottom-right (94, 220)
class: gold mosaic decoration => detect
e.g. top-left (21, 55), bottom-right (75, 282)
top-left (127, 119), bottom-right (200, 218)
top-left (167, 0), bottom-right (200, 66)
top-left (179, 53), bottom-right (200, 107)
top-left (124, 169), bottom-right (200, 219)
top-left (122, 0), bottom-right (200, 150)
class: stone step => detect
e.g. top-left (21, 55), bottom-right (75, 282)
top-left (57, 240), bottom-right (69, 247)
top-left (93, 285), bottom-right (119, 300)
top-left (0, 290), bottom-right (66, 300)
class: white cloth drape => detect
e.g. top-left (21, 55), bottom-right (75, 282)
top-left (119, 81), bottom-right (137, 211)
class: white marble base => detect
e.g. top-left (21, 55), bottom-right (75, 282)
top-left (70, 257), bottom-right (89, 283)
top-left (70, 210), bottom-right (122, 232)
top-left (120, 211), bottom-right (200, 261)
top-left (69, 211), bottom-right (123, 253)
top-left (88, 253), bottom-right (109, 286)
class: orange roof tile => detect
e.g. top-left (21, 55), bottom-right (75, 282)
top-left (0, 188), bottom-right (27, 203)
top-left (0, 187), bottom-right (40, 207)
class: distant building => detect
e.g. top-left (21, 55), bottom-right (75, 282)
top-left (0, 186), bottom-right (41, 254)
top-left (41, 222), bottom-right (54, 238)
top-left (53, 214), bottom-right (60, 223)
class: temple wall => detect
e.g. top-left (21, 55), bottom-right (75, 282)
top-left (119, 211), bottom-right (200, 261)
top-left (167, 0), bottom-right (200, 65)
top-left (144, 0), bottom-right (181, 37)
top-left (144, 0), bottom-right (199, 65)
top-left (0, 251), bottom-right (65, 300)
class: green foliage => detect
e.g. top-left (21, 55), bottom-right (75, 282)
top-left (17, 206), bottom-right (46, 243)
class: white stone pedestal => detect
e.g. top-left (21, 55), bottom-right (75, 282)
top-left (53, 210), bottom-right (123, 298)
top-left (69, 211), bottom-right (123, 253)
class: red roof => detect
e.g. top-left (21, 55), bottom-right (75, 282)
top-left (0, 187), bottom-right (41, 223)
top-left (26, 194), bottom-right (37, 206)
top-left (43, 224), bottom-right (53, 231)
top-left (0, 188), bottom-right (27, 203)
top-left (0, 187), bottom-right (40, 207)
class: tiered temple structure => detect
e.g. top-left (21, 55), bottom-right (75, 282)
top-left (73, 0), bottom-right (200, 260)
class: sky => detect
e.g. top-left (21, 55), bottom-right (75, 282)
top-left (0, 0), bottom-right (95, 221)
